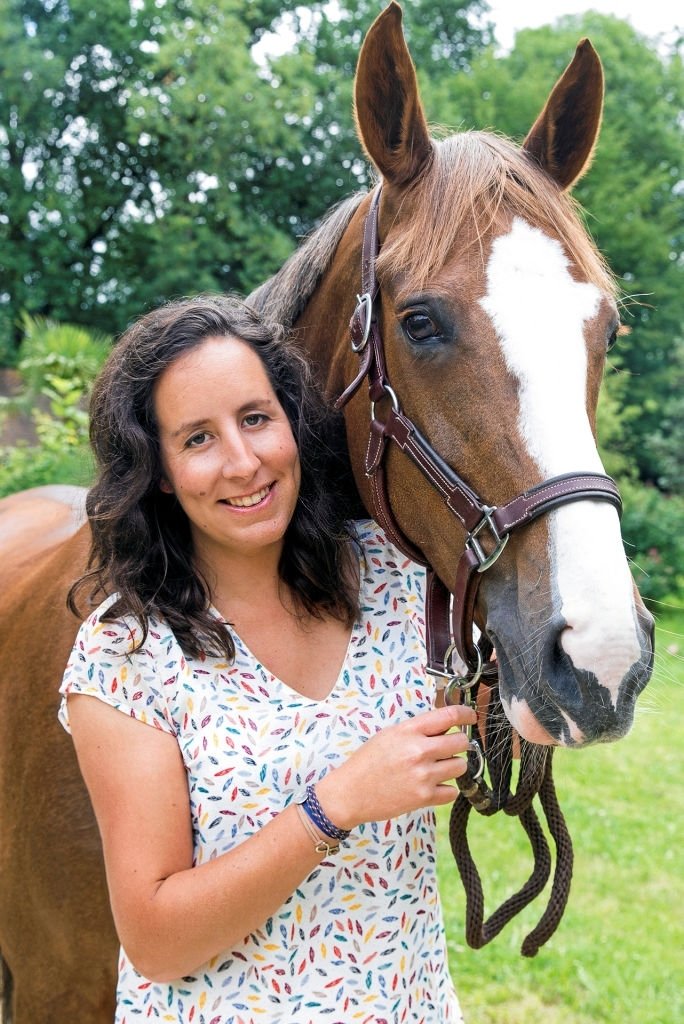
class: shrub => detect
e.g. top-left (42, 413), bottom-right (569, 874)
top-left (0, 316), bottom-right (110, 497)
top-left (619, 479), bottom-right (684, 607)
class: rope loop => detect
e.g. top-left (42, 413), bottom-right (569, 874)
top-left (449, 683), bottom-right (574, 956)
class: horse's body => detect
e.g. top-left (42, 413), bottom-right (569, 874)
top-left (0, 4), bottom-right (653, 1020)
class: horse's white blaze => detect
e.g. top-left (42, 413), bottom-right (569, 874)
top-left (480, 218), bottom-right (642, 706)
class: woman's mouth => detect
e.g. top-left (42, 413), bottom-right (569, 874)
top-left (221, 484), bottom-right (272, 508)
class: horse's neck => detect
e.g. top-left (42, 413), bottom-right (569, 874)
top-left (294, 219), bottom-right (369, 519)
top-left (294, 204), bottom-right (366, 390)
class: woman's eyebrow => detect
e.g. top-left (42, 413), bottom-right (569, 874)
top-left (168, 398), bottom-right (278, 439)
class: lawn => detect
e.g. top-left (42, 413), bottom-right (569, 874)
top-left (437, 612), bottom-right (683, 1024)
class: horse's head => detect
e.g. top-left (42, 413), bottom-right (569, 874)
top-left (323, 2), bottom-right (653, 747)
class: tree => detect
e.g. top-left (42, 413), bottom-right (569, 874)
top-left (1, 0), bottom-right (492, 352)
top-left (254, 0), bottom-right (493, 238)
top-left (1, 0), bottom-right (160, 348)
top-left (0, 0), bottom-right (328, 348)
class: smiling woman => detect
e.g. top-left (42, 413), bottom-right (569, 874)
top-left (154, 336), bottom-right (302, 567)
top-left (68, 295), bottom-right (358, 662)
top-left (58, 292), bottom-right (478, 1020)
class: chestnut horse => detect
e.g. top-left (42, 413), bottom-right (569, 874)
top-left (0, 4), bottom-right (654, 1020)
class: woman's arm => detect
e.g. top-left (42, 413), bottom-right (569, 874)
top-left (68, 693), bottom-right (475, 983)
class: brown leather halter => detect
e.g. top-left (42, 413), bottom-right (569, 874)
top-left (337, 186), bottom-right (621, 685)
top-left (336, 186), bottom-right (623, 955)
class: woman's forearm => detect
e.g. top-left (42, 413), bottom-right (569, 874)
top-left (120, 801), bottom-right (328, 982)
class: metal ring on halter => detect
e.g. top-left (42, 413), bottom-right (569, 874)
top-left (442, 643), bottom-right (484, 706)
top-left (351, 293), bottom-right (373, 352)
top-left (370, 384), bottom-right (400, 422)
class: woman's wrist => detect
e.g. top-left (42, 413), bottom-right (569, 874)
top-left (298, 784), bottom-right (351, 841)
top-left (313, 771), bottom-right (358, 833)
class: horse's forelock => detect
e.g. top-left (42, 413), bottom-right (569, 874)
top-left (375, 131), bottom-right (617, 298)
top-left (248, 132), bottom-right (615, 330)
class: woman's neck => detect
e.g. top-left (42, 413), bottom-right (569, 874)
top-left (193, 541), bottom-right (292, 624)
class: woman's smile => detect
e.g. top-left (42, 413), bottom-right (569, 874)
top-left (153, 335), bottom-right (301, 564)
top-left (219, 483), bottom-right (273, 509)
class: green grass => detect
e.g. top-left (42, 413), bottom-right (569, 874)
top-left (437, 613), bottom-right (683, 1024)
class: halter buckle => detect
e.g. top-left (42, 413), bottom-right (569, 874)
top-left (351, 292), bottom-right (373, 352)
top-left (467, 506), bottom-right (509, 572)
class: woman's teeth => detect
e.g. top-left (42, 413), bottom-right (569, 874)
top-left (225, 485), bottom-right (270, 508)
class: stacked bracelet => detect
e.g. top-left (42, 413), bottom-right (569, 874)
top-left (295, 803), bottom-right (340, 857)
top-left (299, 784), bottom-right (351, 842)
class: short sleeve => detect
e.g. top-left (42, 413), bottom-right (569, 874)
top-left (59, 596), bottom-right (177, 737)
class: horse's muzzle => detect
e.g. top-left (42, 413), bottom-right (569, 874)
top-left (488, 606), bottom-right (654, 747)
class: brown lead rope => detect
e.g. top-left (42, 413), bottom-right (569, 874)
top-left (448, 684), bottom-right (574, 956)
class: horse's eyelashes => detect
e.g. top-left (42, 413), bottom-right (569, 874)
top-left (400, 310), bottom-right (444, 345)
top-left (607, 324), bottom-right (624, 351)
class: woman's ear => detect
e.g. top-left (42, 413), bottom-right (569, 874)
top-left (159, 477), bottom-right (174, 495)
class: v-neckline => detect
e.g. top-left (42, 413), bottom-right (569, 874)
top-left (209, 548), bottom-right (365, 704)
top-left (225, 616), bottom-right (360, 704)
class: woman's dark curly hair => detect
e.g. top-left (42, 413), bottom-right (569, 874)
top-left (68, 294), bottom-right (360, 659)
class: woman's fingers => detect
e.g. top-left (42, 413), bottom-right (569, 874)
top-left (414, 702), bottom-right (477, 736)
top-left (316, 702), bottom-right (480, 827)
top-left (429, 726), bottom-right (471, 760)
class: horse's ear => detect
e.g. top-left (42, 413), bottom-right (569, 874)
top-left (354, 1), bottom-right (432, 186)
top-left (523, 39), bottom-right (604, 191)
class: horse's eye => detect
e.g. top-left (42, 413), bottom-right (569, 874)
top-left (402, 311), bottom-right (440, 343)
top-left (607, 325), bottom-right (621, 351)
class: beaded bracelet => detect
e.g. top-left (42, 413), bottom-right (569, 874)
top-left (300, 784), bottom-right (351, 842)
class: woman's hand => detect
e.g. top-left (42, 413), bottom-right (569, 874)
top-left (315, 702), bottom-right (477, 831)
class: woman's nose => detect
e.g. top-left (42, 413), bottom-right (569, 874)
top-left (221, 436), bottom-right (261, 479)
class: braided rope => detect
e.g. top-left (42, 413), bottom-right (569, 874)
top-left (448, 685), bottom-right (574, 956)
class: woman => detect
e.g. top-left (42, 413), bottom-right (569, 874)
top-left (60, 294), bottom-right (476, 1023)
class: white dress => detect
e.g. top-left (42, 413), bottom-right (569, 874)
top-left (59, 521), bottom-right (464, 1024)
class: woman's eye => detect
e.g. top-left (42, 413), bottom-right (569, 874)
top-left (186, 431), bottom-right (210, 448)
top-left (402, 311), bottom-right (439, 343)
top-left (243, 413), bottom-right (266, 428)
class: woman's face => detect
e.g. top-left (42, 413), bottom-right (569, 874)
top-left (154, 335), bottom-right (301, 567)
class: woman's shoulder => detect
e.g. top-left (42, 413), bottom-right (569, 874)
top-left (350, 518), bottom-right (426, 584)
top-left (74, 593), bottom-right (176, 658)
top-left (61, 595), bottom-right (180, 737)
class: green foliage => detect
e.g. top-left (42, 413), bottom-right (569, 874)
top-left (0, 0), bottom-right (308, 342)
top-left (619, 479), bottom-right (684, 606)
top-left (0, 0), bottom-right (492, 344)
top-left (599, 366), bottom-right (684, 604)
top-left (13, 312), bottom-right (111, 394)
top-left (596, 361), bottom-right (637, 481)
top-left (0, 316), bottom-right (109, 496)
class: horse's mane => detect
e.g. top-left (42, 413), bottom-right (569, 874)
top-left (248, 192), bottom-right (366, 325)
top-left (377, 130), bottom-right (617, 297)
top-left (249, 130), bottom-right (615, 327)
